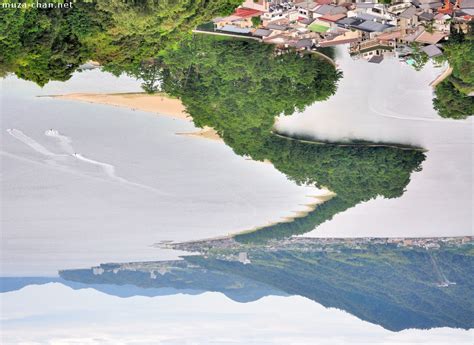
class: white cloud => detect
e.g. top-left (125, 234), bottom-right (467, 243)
top-left (1, 284), bottom-right (472, 345)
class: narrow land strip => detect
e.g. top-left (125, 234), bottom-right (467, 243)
top-left (430, 66), bottom-right (453, 88)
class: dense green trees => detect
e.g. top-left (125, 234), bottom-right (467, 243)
top-left (432, 25), bottom-right (474, 119)
top-left (403, 25), bottom-right (473, 119)
top-left (409, 43), bottom-right (429, 72)
top-left (0, 6), bottom-right (426, 240)
top-left (159, 35), bottom-right (425, 242)
top-left (0, 0), bottom-right (242, 83)
top-left (0, 4), bottom-right (99, 85)
top-left (187, 242), bottom-right (474, 331)
top-left (443, 26), bottom-right (474, 89)
top-left (59, 240), bottom-right (474, 331)
top-left (433, 78), bottom-right (474, 119)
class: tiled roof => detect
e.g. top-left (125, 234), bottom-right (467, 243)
top-left (319, 37), bottom-right (359, 46)
top-left (399, 6), bottom-right (417, 19)
top-left (267, 23), bottom-right (288, 31)
top-left (368, 55), bottom-right (384, 63)
top-left (377, 30), bottom-right (402, 41)
top-left (336, 17), bottom-right (363, 26)
top-left (418, 11), bottom-right (435, 20)
top-left (319, 13), bottom-right (347, 22)
top-left (234, 8), bottom-right (263, 18)
top-left (315, 4), bottom-right (347, 15)
top-left (295, 38), bottom-right (313, 49)
top-left (253, 28), bottom-right (272, 37)
top-left (421, 44), bottom-right (443, 57)
top-left (415, 31), bottom-right (447, 44)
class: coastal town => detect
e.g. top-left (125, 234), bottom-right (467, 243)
top-left (77, 236), bottom-right (473, 281)
top-left (158, 236), bottom-right (473, 265)
top-left (202, 0), bottom-right (473, 64)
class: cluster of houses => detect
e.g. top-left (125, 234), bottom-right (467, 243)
top-left (209, 0), bottom-right (473, 64)
top-left (162, 236), bottom-right (472, 261)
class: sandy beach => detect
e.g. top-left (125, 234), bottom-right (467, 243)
top-left (284, 191), bottom-right (336, 220)
top-left (234, 189), bottom-right (337, 237)
top-left (55, 92), bottom-right (190, 120)
top-left (430, 66), bottom-right (453, 88)
top-left (55, 92), bottom-right (222, 141)
top-left (51, 91), bottom-right (336, 235)
top-left (176, 126), bottom-right (222, 141)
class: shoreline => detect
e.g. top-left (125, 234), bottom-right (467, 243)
top-left (50, 92), bottom-right (336, 238)
top-left (233, 190), bottom-right (336, 237)
top-left (155, 190), bottom-right (337, 247)
top-left (430, 66), bottom-right (453, 88)
top-left (52, 92), bottom-right (223, 141)
top-left (176, 126), bottom-right (222, 142)
top-left (53, 92), bottom-right (190, 120)
top-left (271, 131), bottom-right (427, 152)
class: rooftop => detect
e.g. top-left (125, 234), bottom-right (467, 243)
top-left (309, 22), bottom-right (330, 32)
top-left (253, 28), bottom-right (272, 37)
top-left (355, 20), bottom-right (393, 32)
top-left (315, 5), bottom-right (347, 16)
top-left (415, 30), bottom-right (447, 44)
top-left (399, 6), bottom-right (417, 19)
top-left (234, 8), bottom-right (263, 18)
top-left (356, 3), bottom-right (376, 8)
top-left (295, 1), bottom-right (319, 10)
top-left (377, 30), bottom-right (402, 41)
top-left (316, 0), bottom-right (333, 4)
top-left (218, 25), bottom-right (252, 34)
top-left (357, 12), bottom-right (384, 21)
top-left (267, 23), bottom-right (289, 31)
top-left (319, 13), bottom-right (347, 22)
top-left (418, 11), bottom-right (435, 21)
top-left (337, 17), bottom-right (364, 26)
top-left (421, 44), bottom-right (443, 57)
top-left (299, 17), bottom-right (315, 25)
top-left (460, 0), bottom-right (474, 8)
top-left (295, 38), bottom-right (314, 49)
top-left (420, 1), bottom-right (443, 9)
top-left (368, 55), bottom-right (384, 63)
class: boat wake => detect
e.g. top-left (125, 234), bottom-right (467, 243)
top-left (368, 100), bottom-right (466, 124)
top-left (45, 129), bottom-right (75, 154)
top-left (7, 129), bottom-right (67, 157)
top-left (6, 128), bottom-right (169, 195)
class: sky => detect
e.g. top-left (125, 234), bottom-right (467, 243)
top-left (1, 283), bottom-right (472, 345)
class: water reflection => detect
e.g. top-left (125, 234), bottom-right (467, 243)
top-left (1, 2), bottom-right (472, 343)
top-left (4, 237), bottom-right (471, 332)
top-left (1, 1), bottom-right (429, 241)
top-left (156, 35), bottom-right (427, 242)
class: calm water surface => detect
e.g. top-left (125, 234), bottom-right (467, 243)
top-left (1, 49), bottom-right (472, 344)
top-left (277, 47), bottom-right (473, 238)
top-left (1, 72), bottom-right (319, 276)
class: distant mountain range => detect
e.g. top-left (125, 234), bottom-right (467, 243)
top-left (0, 276), bottom-right (208, 299)
top-left (2, 238), bottom-right (472, 332)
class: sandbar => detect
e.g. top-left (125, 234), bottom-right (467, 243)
top-left (55, 92), bottom-right (189, 120)
top-left (430, 66), bottom-right (453, 88)
top-left (54, 92), bottom-right (222, 141)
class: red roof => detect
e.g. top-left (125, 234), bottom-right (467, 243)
top-left (319, 13), bottom-right (347, 22)
top-left (234, 8), bottom-right (263, 18)
top-left (316, 0), bottom-right (333, 4)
